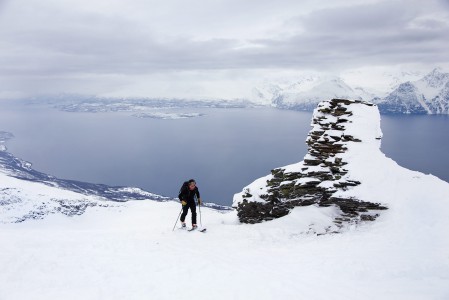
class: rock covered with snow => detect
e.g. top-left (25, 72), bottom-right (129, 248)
top-left (234, 99), bottom-right (387, 227)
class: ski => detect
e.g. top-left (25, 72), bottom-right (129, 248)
top-left (188, 228), bottom-right (207, 232)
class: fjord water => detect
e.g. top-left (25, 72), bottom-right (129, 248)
top-left (380, 114), bottom-right (449, 183)
top-left (1, 102), bottom-right (448, 206)
top-left (0, 103), bottom-right (310, 206)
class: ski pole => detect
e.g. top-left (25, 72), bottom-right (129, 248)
top-left (194, 194), bottom-right (203, 227)
top-left (198, 200), bottom-right (202, 227)
top-left (172, 207), bottom-right (183, 231)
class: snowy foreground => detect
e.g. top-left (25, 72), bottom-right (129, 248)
top-left (1, 167), bottom-right (449, 300)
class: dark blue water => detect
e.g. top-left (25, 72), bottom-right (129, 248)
top-left (1, 102), bottom-right (448, 206)
top-left (380, 114), bottom-right (449, 182)
top-left (0, 104), bottom-right (310, 206)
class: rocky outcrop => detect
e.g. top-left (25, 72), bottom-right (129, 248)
top-left (234, 99), bottom-right (387, 227)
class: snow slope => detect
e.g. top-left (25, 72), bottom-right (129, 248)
top-left (1, 101), bottom-right (449, 299)
top-left (1, 176), bottom-right (448, 299)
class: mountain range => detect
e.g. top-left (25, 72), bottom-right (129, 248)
top-left (20, 68), bottom-right (449, 115)
top-left (252, 68), bottom-right (449, 114)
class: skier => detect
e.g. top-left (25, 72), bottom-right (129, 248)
top-left (178, 179), bottom-right (202, 229)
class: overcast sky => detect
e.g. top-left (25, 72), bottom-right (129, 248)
top-left (0, 0), bottom-right (448, 99)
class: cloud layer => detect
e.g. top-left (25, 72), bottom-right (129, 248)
top-left (0, 0), bottom-right (448, 98)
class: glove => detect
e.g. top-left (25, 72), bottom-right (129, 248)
top-left (181, 200), bottom-right (187, 206)
top-left (197, 198), bottom-right (202, 205)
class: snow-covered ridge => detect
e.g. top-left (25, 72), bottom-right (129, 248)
top-left (234, 97), bottom-right (449, 234)
top-left (0, 132), bottom-right (229, 223)
top-left (0, 149), bottom-right (169, 223)
top-left (234, 99), bottom-right (389, 230)
top-left (0, 149), bottom-right (171, 202)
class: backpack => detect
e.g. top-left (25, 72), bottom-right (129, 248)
top-left (178, 181), bottom-right (189, 199)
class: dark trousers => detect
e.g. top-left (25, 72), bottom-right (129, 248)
top-left (180, 201), bottom-right (197, 225)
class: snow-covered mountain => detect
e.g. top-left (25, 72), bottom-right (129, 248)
top-left (251, 69), bottom-right (449, 114)
top-left (18, 68), bottom-right (449, 115)
top-left (375, 68), bottom-right (449, 114)
top-left (1, 101), bottom-right (449, 298)
top-left (381, 70), bottom-right (426, 90)
top-left (252, 75), bottom-right (365, 110)
top-left (340, 69), bottom-right (426, 94)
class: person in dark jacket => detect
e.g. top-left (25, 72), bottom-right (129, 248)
top-left (178, 179), bottom-right (202, 229)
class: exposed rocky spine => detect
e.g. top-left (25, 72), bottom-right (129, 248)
top-left (235, 99), bottom-right (387, 227)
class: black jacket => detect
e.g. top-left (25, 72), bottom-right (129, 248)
top-left (178, 186), bottom-right (200, 203)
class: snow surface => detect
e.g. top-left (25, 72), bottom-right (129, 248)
top-left (1, 100), bottom-right (449, 299)
top-left (1, 171), bottom-right (448, 299)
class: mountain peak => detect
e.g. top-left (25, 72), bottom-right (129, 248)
top-left (376, 67), bottom-right (449, 114)
top-left (422, 67), bottom-right (449, 88)
top-left (428, 67), bottom-right (444, 75)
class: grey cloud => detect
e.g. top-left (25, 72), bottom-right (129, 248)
top-left (250, 1), bottom-right (449, 70)
top-left (0, 0), bottom-right (448, 98)
top-left (298, 2), bottom-right (416, 33)
top-left (0, 2), bottom-right (247, 77)
top-left (438, 0), bottom-right (449, 8)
